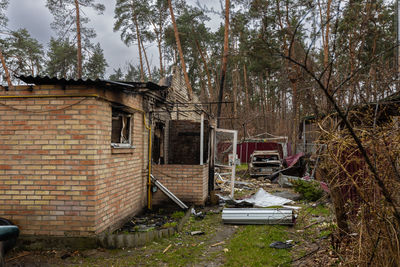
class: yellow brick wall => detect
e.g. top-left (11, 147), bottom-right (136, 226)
top-left (0, 86), bottom-right (148, 236)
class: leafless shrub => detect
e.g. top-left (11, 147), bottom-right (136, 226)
top-left (318, 109), bottom-right (400, 266)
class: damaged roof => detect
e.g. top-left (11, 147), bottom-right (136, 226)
top-left (17, 75), bottom-right (168, 93)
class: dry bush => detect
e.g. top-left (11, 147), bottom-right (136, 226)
top-left (318, 111), bottom-right (400, 266)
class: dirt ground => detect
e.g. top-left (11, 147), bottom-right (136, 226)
top-left (5, 176), bottom-right (338, 266)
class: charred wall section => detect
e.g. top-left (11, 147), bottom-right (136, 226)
top-left (168, 120), bottom-right (209, 165)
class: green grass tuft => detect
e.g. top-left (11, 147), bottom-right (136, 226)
top-left (171, 211), bottom-right (185, 219)
top-left (225, 225), bottom-right (292, 267)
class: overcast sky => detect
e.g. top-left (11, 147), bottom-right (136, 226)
top-left (6, 0), bottom-right (222, 78)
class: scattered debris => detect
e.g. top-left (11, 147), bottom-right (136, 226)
top-left (211, 241), bottom-right (225, 247)
top-left (114, 208), bottom-right (183, 234)
top-left (278, 174), bottom-right (301, 187)
top-left (60, 253), bottom-right (71, 260)
top-left (222, 208), bottom-right (295, 225)
top-left (304, 222), bottom-right (319, 229)
top-left (191, 208), bottom-right (205, 219)
top-left (163, 244), bottom-right (172, 254)
top-left (269, 241), bottom-right (294, 249)
top-left (271, 191), bottom-right (302, 201)
top-left (5, 251), bottom-right (30, 262)
top-left (190, 231), bottom-right (205, 236)
top-left (242, 188), bottom-right (293, 207)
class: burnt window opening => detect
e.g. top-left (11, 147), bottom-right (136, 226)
top-left (152, 122), bottom-right (165, 164)
top-left (111, 108), bottom-right (133, 148)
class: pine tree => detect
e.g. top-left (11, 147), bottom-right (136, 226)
top-left (113, 0), bottom-right (152, 81)
top-left (46, 0), bottom-right (105, 79)
top-left (3, 29), bottom-right (44, 77)
top-left (46, 37), bottom-right (77, 79)
top-left (109, 68), bottom-right (124, 81)
top-left (84, 43), bottom-right (108, 79)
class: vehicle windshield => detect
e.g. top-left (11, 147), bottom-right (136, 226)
top-left (253, 155), bottom-right (279, 162)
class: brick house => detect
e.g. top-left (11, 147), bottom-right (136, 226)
top-left (0, 69), bottom-right (212, 237)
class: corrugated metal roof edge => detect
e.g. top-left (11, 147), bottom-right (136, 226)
top-left (16, 75), bottom-right (167, 92)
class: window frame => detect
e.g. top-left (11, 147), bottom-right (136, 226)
top-left (111, 108), bottom-right (134, 149)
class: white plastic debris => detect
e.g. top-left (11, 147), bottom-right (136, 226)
top-left (237, 188), bottom-right (293, 207)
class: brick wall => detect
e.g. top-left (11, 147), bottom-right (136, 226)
top-left (94, 100), bottom-right (148, 234)
top-left (0, 85), bottom-right (149, 236)
top-left (152, 164), bottom-right (208, 206)
top-left (169, 66), bottom-right (202, 122)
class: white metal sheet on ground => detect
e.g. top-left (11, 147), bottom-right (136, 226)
top-left (222, 208), bottom-right (295, 225)
top-left (237, 188), bottom-right (293, 207)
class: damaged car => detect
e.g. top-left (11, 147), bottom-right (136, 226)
top-left (248, 150), bottom-right (283, 178)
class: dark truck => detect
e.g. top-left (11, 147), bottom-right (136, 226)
top-left (248, 150), bottom-right (282, 178)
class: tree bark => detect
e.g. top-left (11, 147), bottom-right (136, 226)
top-left (133, 12), bottom-right (145, 82)
top-left (156, 30), bottom-right (164, 77)
top-left (216, 0), bottom-right (230, 127)
top-left (317, 0), bottom-right (332, 110)
top-left (168, 0), bottom-right (193, 100)
top-left (193, 35), bottom-right (213, 98)
top-left (74, 0), bottom-right (82, 79)
top-left (243, 64), bottom-right (250, 113)
top-left (0, 48), bottom-right (12, 87)
top-left (140, 37), bottom-right (152, 81)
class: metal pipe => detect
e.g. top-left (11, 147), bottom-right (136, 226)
top-left (151, 175), bottom-right (188, 209)
top-left (230, 130), bottom-right (238, 199)
top-left (303, 119), bottom-right (306, 153)
top-left (143, 113), bottom-right (153, 210)
top-left (200, 113), bottom-right (204, 165)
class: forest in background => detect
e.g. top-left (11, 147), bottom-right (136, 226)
top-left (0, 0), bottom-right (398, 145)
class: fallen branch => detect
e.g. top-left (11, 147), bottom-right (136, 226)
top-left (163, 244), bottom-right (172, 254)
top-left (291, 246), bottom-right (320, 263)
top-left (211, 241), bottom-right (225, 247)
top-left (6, 251), bottom-right (31, 262)
top-left (304, 222), bottom-right (319, 229)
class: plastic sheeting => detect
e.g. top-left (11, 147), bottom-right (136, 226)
top-left (218, 188), bottom-right (295, 208)
top-left (237, 188), bottom-right (293, 207)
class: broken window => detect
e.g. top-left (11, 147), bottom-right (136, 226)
top-left (111, 108), bottom-right (132, 148)
top-left (152, 122), bottom-right (165, 164)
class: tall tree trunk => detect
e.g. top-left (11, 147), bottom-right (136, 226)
top-left (243, 64), bottom-right (250, 113)
top-left (168, 0), bottom-right (193, 100)
top-left (140, 37), bottom-right (152, 81)
top-left (193, 35), bottom-right (213, 98)
top-left (233, 67), bottom-right (238, 118)
top-left (0, 48), bottom-right (12, 87)
top-left (74, 0), bottom-right (82, 79)
top-left (216, 0), bottom-right (230, 127)
top-left (157, 14), bottom-right (164, 77)
top-left (133, 12), bottom-right (145, 82)
top-left (317, 0), bottom-right (332, 110)
top-left (156, 33), bottom-right (164, 78)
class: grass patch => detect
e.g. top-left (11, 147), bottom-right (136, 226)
top-left (225, 225), bottom-right (291, 267)
top-left (236, 164), bottom-right (248, 172)
top-left (73, 213), bottom-right (222, 267)
top-left (171, 211), bottom-right (185, 219)
top-left (161, 222), bottom-right (177, 228)
top-left (233, 189), bottom-right (253, 199)
top-left (304, 204), bottom-right (330, 216)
